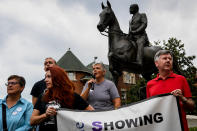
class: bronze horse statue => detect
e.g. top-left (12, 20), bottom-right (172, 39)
top-left (97, 1), bottom-right (162, 85)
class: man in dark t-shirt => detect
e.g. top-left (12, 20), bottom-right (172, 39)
top-left (30, 79), bottom-right (46, 102)
top-left (30, 57), bottom-right (56, 105)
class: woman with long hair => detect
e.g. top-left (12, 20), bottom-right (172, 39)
top-left (30, 65), bottom-right (94, 131)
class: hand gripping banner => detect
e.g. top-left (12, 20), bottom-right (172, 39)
top-left (57, 94), bottom-right (183, 131)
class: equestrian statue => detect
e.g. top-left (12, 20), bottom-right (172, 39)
top-left (97, 1), bottom-right (181, 85)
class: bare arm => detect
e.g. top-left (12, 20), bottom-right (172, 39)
top-left (32, 96), bottom-right (38, 106)
top-left (85, 105), bottom-right (94, 111)
top-left (80, 86), bottom-right (91, 100)
top-left (181, 97), bottom-right (195, 111)
top-left (30, 109), bottom-right (47, 126)
top-left (113, 97), bottom-right (121, 109)
top-left (171, 89), bottom-right (195, 111)
top-left (30, 107), bottom-right (56, 126)
top-left (80, 79), bottom-right (95, 100)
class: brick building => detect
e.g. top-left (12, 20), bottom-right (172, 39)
top-left (57, 49), bottom-right (92, 94)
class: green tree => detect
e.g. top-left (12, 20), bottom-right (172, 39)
top-left (126, 77), bottom-right (147, 104)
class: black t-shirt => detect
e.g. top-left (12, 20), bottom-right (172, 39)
top-left (30, 79), bottom-right (46, 97)
top-left (34, 93), bottom-right (89, 131)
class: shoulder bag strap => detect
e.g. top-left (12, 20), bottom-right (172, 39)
top-left (2, 104), bottom-right (8, 131)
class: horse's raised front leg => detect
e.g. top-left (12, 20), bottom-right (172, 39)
top-left (109, 64), bottom-right (121, 86)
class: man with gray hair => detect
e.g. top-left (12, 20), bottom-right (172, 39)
top-left (146, 50), bottom-right (195, 131)
top-left (81, 62), bottom-right (121, 110)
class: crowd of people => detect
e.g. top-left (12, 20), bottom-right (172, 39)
top-left (0, 50), bottom-right (195, 131)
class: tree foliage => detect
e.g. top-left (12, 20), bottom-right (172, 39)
top-left (126, 78), bottom-right (146, 104)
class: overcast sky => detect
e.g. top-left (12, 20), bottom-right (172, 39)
top-left (0, 0), bottom-right (197, 101)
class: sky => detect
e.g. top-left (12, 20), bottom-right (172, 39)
top-left (0, 0), bottom-right (197, 101)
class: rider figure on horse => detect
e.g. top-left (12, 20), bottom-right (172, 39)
top-left (128, 4), bottom-right (149, 68)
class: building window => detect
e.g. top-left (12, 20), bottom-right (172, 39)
top-left (123, 72), bottom-right (136, 84)
top-left (68, 72), bottom-right (76, 81)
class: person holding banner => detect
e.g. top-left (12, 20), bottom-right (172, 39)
top-left (81, 62), bottom-right (121, 110)
top-left (30, 65), bottom-right (94, 131)
top-left (146, 50), bottom-right (195, 131)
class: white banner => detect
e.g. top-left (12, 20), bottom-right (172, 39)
top-left (57, 94), bottom-right (183, 131)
